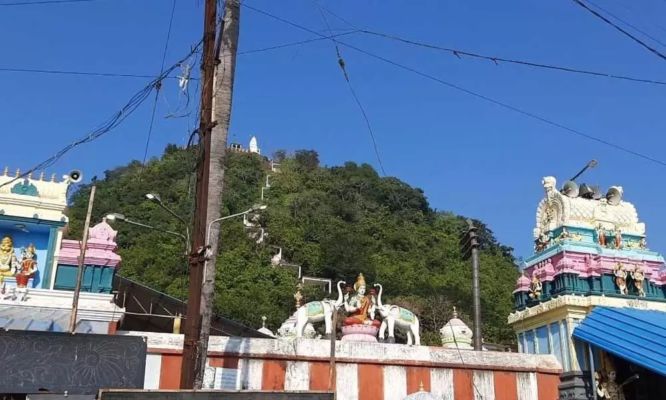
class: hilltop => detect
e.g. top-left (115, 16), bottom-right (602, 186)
top-left (67, 145), bottom-right (519, 345)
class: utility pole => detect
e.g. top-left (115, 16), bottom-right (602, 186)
top-left (69, 185), bottom-right (96, 333)
top-left (180, 0), bottom-right (217, 389)
top-left (460, 218), bottom-right (482, 350)
top-left (195, 0), bottom-right (240, 389)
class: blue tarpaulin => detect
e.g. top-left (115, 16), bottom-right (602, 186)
top-left (572, 306), bottom-right (666, 376)
top-left (0, 306), bottom-right (93, 333)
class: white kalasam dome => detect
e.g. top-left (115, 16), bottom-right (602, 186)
top-left (249, 136), bottom-right (260, 154)
top-left (402, 383), bottom-right (442, 400)
top-left (258, 316), bottom-right (275, 338)
top-left (276, 311), bottom-right (317, 339)
top-left (440, 307), bottom-right (473, 350)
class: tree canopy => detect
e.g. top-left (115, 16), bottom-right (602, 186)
top-left (67, 145), bottom-right (519, 345)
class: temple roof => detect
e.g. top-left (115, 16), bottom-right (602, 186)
top-left (534, 176), bottom-right (645, 238)
top-left (0, 168), bottom-right (73, 223)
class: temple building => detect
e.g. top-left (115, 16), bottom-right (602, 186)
top-left (509, 176), bottom-right (666, 399)
top-left (1, 166), bottom-right (564, 399)
top-left (0, 169), bottom-right (122, 333)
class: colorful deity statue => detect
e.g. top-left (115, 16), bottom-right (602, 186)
top-left (534, 232), bottom-right (551, 252)
top-left (614, 228), bottom-right (623, 249)
top-left (16, 244), bottom-right (36, 288)
top-left (597, 224), bottom-right (607, 247)
top-left (596, 370), bottom-right (626, 400)
top-left (342, 273), bottom-right (380, 327)
top-left (631, 267), bottom-right (646, 297)
top-left (529, 272), bottom-right (542, 299)
top-left (0, 235), bottom-right (18, 284)
top-left (614, 264), bottom-right (628, 295)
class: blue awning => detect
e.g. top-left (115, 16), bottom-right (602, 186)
top-left (0, 306), bottom-right (93, 333)
top-left (572, 306), bottom-right (666, 376)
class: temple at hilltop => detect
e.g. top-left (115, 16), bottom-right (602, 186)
top-left (509, 175), bottom-right (666, 399)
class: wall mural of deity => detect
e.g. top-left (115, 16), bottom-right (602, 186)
top-left (0, 235), bottom-right (19, 284)
top-left (0, 235), bottom-right (38, 289)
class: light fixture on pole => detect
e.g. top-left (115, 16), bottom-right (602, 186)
top-left (106, 213), bottom-right (189, 253)
top-left (145, 193), bottom-right (191, 250)
top-left (205, 204), bottom-right (267, 246)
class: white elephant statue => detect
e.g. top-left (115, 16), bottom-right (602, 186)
top-left (374, 283), bottom-right (421, 346)
top-left (295, 281), bottom-right (345, 338)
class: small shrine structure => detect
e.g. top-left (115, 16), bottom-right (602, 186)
top-left (0, 168), bottom-right (123, 333)
top-left (509, 176), bottom-right (666, 399)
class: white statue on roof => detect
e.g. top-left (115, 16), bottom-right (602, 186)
top-left (534, 176), bottom-right (645, 239)
top-left (249, 136), bottom-right (260, 154)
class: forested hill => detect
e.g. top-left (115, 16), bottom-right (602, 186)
top-left (67, 145), bottom-right (519, 345)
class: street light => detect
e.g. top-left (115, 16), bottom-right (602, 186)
top-left (106, 212), bottom-right (189, 253)
top-left (145, 193), bottom-right (191, 251)
top-left (205, 204), bottom-right (267, 247)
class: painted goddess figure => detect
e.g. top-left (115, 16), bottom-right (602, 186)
top-left (342, 273), bottom-right (381, 328)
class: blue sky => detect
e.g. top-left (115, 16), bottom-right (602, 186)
top-left (2, 0), bottom-right (666, 260)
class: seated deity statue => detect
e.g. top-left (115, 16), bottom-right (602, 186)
top-left (342, 273), bottom-right (380, 327)
top-left (19, 244), bottom-right (37, 276)
top-left (0, 236), bottom-right (18, 283)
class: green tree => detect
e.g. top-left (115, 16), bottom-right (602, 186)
top-left (67, 145), bottom-right (519, 343)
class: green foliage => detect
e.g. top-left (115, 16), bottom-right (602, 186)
top-left (67, 145), bottom-right (519, 344)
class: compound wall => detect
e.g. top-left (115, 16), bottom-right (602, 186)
top-left (120, 331), bottom-right (561, 400)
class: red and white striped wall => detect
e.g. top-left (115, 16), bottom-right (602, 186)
top-left (123, 332), bottom-right (561, 400)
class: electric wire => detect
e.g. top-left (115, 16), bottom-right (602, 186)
top-left (583, 0), bottom-right (666, 49)
top-left (0, 32), bottom-right (358, 80)
top-left (242, 3), bottom-right (666, 168)
top-left (0, 0), bottom-right (100, 5)
top-left (572, 0), bottom-right (666, 62)
top-left (0, 41), bottom-right (203, 190)
top-left (316, 4), bottom-right (666, 87)
top-left (359, 30), bottom-right (666, 87)
top-left (0, 67), bottom-right (177, 79)
top-left (313, 2), bottom-right (387, 176)
top-left (141, 0), bottom-right (177, 165)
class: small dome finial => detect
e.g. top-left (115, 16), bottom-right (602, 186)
top-left (452, 306), bottom-right (458, 319)
top-left (419, 381), bottom-right (425, 391)
top-left (261, 315), bottom-right (267, 328)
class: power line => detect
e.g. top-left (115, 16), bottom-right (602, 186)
top-left (0, 67), bottom-right (176, 79)
top-left (239, 31), bottom-right (357, 55)
top-left (313, 2), bottom-right (387, 176)
top-left (0, 41), bottom-right (203, 190)
top-left (318, 4), bottom-right (666, 87)
top-left (0, 32), bottom-right (358, 80)
top-left (572, 0), bottom-right (666, 62)
top-left (242, 3), bottom-right (666, 168)
top-left (583, 0), bottom-right (666, 49)
top-left (142, 0), bottom-right (178, 165)
top-left (0, 0), bottom-right (100, 5)
top-left (359, 30), bottom-right (666, 87)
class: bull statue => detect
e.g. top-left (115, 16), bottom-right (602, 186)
top-left (295, 281), bottom-right (345, 338)
top-left (373, 283), bottom-right (421, 345)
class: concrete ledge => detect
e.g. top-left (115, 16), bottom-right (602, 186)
top-left (119, 331), bottom-right (561, 374)
top-left (0, 288), bottom-right (123, 322)
top-left (508, 294), bottom-right (666, 324)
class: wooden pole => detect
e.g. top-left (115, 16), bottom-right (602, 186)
top-left (180, 0), bottom-right (217, 389)
top-left (329, 309), bottom-right (337, 397)
top-left (68, 185), bottom-right (96, 333)
top-left (195, 0), bottom-right (240, 388)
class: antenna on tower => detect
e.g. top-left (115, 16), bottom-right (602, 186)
top-left (561, 160), bottom-right (598, 198)
top-left (570, 159), bottom-right (598, 182)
